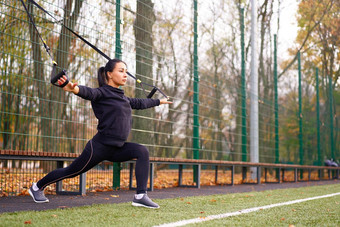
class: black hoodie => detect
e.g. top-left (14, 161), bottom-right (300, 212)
top-left (76, 84), bottom-right (160, 147)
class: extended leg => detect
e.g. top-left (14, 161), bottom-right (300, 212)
top-left (36, 140), bottom-right (102, 190)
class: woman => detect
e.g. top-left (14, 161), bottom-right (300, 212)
top-left (29, 59), bottom-right (172, 208)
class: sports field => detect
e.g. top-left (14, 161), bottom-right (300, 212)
top-left (0, 183), bottom-right (339, 226)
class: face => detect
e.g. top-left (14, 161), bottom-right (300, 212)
top-left (107, 62), bottom-right (128, 88)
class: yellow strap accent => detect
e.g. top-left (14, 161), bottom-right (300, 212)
top-left (137, 79), bottom-right (141, 83)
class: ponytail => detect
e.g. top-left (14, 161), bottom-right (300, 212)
top-left (97, 66), bottom-right (107, 87)
top-left (97, 59), bottom-right (127, 87)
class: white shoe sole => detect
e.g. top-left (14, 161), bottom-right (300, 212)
top-left (132, 202), bottom-right (159, 209)
top-left (29, 189), bottom-right (49, 203)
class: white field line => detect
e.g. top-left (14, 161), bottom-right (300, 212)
top-left (154, 192), bottom-right (340, 227)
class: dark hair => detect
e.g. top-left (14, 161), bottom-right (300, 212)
top-left (97, 59), bottom-right (127, 87)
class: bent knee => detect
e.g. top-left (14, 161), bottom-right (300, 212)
top-left (137, 145), bottom-right (149, 159)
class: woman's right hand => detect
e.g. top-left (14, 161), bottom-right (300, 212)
top-left (58, 75), bottom-right (79, 94)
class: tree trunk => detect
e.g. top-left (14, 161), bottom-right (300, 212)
top-left (27, 2), bottom-right (51, 152)
top-left (53, 0), bottom-right (83, 153)
top-left (133, 0), bottom-right (156, 149)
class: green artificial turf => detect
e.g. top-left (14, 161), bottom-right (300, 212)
top-left (0, 183), bottom-right (339, 227)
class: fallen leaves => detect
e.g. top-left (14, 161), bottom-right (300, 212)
top-left (0, 168), bottom-right (325, 197)
top-left (17, 189), bottom-right (29, 196)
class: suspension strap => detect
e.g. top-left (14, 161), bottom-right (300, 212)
top-left (26, 0), bottom-right (168, 99)
top-left (28, 0), bottom-right (111, 61)
top-left (20, 0), bottom-right (69, 88)
top-left (127, 72), bottom-right (167, 99)
top-left (19, 0), bottom-right (53, 61)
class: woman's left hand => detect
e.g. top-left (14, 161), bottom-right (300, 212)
top-left (58, 75), bottom-right (79, 94)
top-left (160, 98), bottom-right (173, 105)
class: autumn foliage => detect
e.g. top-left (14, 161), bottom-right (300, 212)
top-left (0, 168), bottom-right (326, 197)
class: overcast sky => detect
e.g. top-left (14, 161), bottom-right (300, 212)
top-left (274, 0), bottom-right (299, 59)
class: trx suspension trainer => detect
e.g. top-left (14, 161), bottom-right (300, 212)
top-left (20, 0), bottom-right (168, 99)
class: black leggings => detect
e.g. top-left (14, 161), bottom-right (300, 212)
top-left (37, 139), bottom-right (150, 194)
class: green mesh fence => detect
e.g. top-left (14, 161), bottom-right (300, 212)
top-left (1, 0), bottom-right (339, 168)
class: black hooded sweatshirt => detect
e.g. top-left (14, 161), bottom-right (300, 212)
top-left (76, 84), bottom-right (160, 147)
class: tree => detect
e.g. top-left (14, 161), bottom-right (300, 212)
top-left (152, 0), bottom-right (194, 159)
top-left (284, 0), bottom-right (340, 160)
top-left (1, 1), bottom-right (35, 151)
top-left (257, 0), bottom-right (276, 163)
top-left (133, 0), bottom-right (156, 149)
top-left (199, 1), bottom-right (233, 161)
top-left (25, 0), bottom-right (84, 153)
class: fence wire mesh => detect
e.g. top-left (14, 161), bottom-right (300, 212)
top-left (0, 0), bottom-right (339, 196)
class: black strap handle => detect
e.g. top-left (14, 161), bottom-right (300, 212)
top-left (50, 64), bottom-right (69, 88)
top-left (147, 87), bottom-right (158, 98)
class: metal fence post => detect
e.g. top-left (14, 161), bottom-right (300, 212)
top-left (274, 34), bottom-right (280, 180)
top-left (298, 51), bottom-right (304, 179)
top-left (328, 75), bottom-right (335, 159)
top-left (193, 0), bottom-right (200, 183)
top-left (113, 0), bottom-right (122, 190)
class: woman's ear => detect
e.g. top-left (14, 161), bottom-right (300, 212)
top-left (107, 71), bottom-right (112, 79)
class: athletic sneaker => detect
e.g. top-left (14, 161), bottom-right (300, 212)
top-left (132, 194), bottom-right (160, 209)
top-left (29, 185), bottom-right (49, 203)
